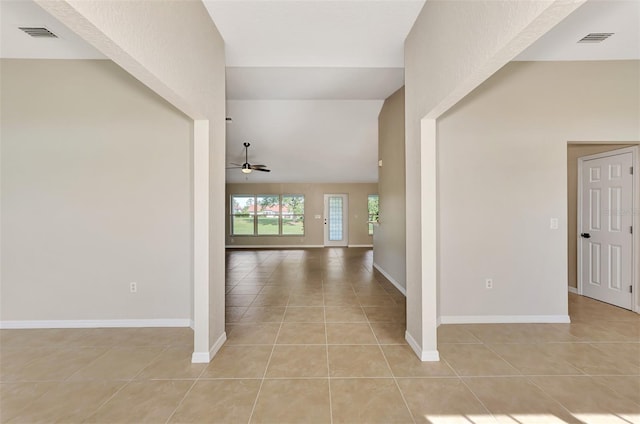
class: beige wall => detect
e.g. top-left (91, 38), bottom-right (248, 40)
top-left (1, 59), bottom-right (192, 321)
top-left (567, 144), bottom-right (636, 288)
top-left (37, 0), bottom-right (228, 358)
top-left (403, 0), bottom-right (580, 358)
top-left (374, 87), bottom-right (406, 290)
top-left (225, 183), bottom-right (377, 247)
top-left (438, 61), bottom-right (640, 319)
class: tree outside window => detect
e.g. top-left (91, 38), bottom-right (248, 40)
top-left (282, 195), bottom-right (304, 235)
top-left (368, 194), bottom-right (379, 235)
top-left (230, 194), bottom-right (304, 236)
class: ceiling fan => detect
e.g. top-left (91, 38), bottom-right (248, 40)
top-left (227, 142), bottom-right (271, 174)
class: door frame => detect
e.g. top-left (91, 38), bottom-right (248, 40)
top-left (577, 146), bottom-right (639, 313)
top-left (324, 194), bottom-right (349, 247)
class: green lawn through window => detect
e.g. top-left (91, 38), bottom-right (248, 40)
top-left (232, 215), bottom-right (304, 235)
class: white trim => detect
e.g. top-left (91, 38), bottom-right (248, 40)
top-left (373, 262), bottom-right (407, 296)
top-left (568, 286), bottom-right (578, 294)
top-left (577, 146), bottom-right (639, 313)
top-left (440, 315), bottom-right (571, 324)
top-left (405, 330), bottom-right (440, 362)
top-left (193, 119), bottom-right (210, 359)
top-left (226, 245), bottom-right (323, 249)
top-left (349, 244), bottom-right (373, 248)
top-left (191, 331), bottom-right (227, 363)
top-left (0, 319), bottom-right (191, 329)
top-left (324, 193), bottom-right (349, 247)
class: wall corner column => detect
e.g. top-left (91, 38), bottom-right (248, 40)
top-left (192, 119), bottom-right (212, 363)
top-left (404, 116), bottom-right (440, 362)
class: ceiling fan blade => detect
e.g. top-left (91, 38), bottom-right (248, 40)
top-left (226, 166), bottom-right (241, 169)
top-left (230, 162), bottom-right (243, 166)
top-left (251, 164), bottom-right (267, 168)
top-left (252, 168), bottom-right (271, 172)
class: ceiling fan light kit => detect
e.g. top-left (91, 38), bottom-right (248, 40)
top-left (228, 142), bottom-right (271, 174)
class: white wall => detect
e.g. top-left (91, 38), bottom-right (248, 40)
top-left (374, 87), bottom-right (406, 290)
top-left (1, 59), bottom-right (192, 322)
top-left (437, 60), bottom-right (640, 319)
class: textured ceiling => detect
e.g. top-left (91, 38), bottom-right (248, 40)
top-left (516, 0), bottom-right (639, 61)
top-left (225, 67), bottom-right (404, 100)
top-left (0, 0), bottom-right (105, 59)
top-left (203, 0), bottom-right (426, 67)
top-left (3, 0), bottom-right (638, 184)
top-left (205, 1), bottom-right (425, 183)
top-left (225, 100), bottom-right (383, 183)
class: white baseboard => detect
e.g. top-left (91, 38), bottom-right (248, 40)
top-left (349, 244), bottom-right (373, 248)
top-left (192, 331), bottom-right (227, 363)
top-left (373, 262), bottom-right (406, 296)
top-left (568, 286), bottom-right (578, 294)
top-left (0, 319), bottom-right (191, 329)
top-left (405, 330), bottom-right (440, 362)
top-left (225, 245), bottom-right (323, 249)
top-left (439, 315), bottom-right (571, 324)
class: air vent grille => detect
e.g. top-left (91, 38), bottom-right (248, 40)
top-left (19, 27), bottom-right (58, 38)
top-left (578, 33), bottom-right (614, 43)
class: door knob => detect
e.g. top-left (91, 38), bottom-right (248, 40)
top-left (580, 233), bottom-right (591, 239)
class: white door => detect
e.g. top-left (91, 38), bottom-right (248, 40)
top-left (579, 150), bottom-right (634, 309)
top-left (324, 194), bottom-right (348, 247)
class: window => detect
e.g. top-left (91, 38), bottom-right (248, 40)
top-left (368, 194), bottom-right (379, 235)
top-left (231, 195), bottom-right (255, 235)
top-left (282, 195), bottom-right (304, 235)
top-left (257, 195), bottom-right (280, 235)
top-left (230, 194), bottom-right (304, 236)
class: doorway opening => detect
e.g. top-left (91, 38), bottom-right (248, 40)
top-left (324, 194), bottom-right (349, 247)
top-left (568, 143), bottom-right (639, 313)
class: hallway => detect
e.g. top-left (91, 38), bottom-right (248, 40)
top-left (1, 248), bottom-right (639, 423)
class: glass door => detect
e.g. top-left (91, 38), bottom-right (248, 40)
top-left (323, 194), bottom-right (348, 246)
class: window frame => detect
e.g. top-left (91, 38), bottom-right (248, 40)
top-left (230, 194), bottom-right (305, 236)
top-left (281, 194), bottom-right (305, 236)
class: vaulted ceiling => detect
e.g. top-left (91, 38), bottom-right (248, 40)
top-left (1, 0), bottom-right (638, 183)
top-left (203, 0), bottom-right (425, 183)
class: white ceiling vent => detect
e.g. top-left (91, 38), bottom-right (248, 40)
top-left (578, 33), bottom-right (614, 43)
top-left (19, 27), bottom-right (58, 38)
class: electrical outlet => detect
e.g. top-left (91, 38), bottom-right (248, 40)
top-left (485, 278), bottom-right (493, 289)
top-left (130, 282), bottom-right (137, 293)
top-left (550, 218), bottom-right (559, 230)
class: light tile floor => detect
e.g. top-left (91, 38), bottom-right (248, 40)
top-left (1, 248), bottom-right (639, 423)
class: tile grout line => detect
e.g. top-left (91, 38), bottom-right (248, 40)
top-left (164, 343), bottom-right (216, 424)
top-left (246, 288), bottom-right (288, 424)
top-left (443, 353), bottom-right (496, 421)
top-left (322, 275), bottom-right (334, 424)
top-left (84, 345), bottom-right (169, 421)
top-left (361, 298), bottom-right (416, 424)
top-left (525, 375), bottom-right (586, 420)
